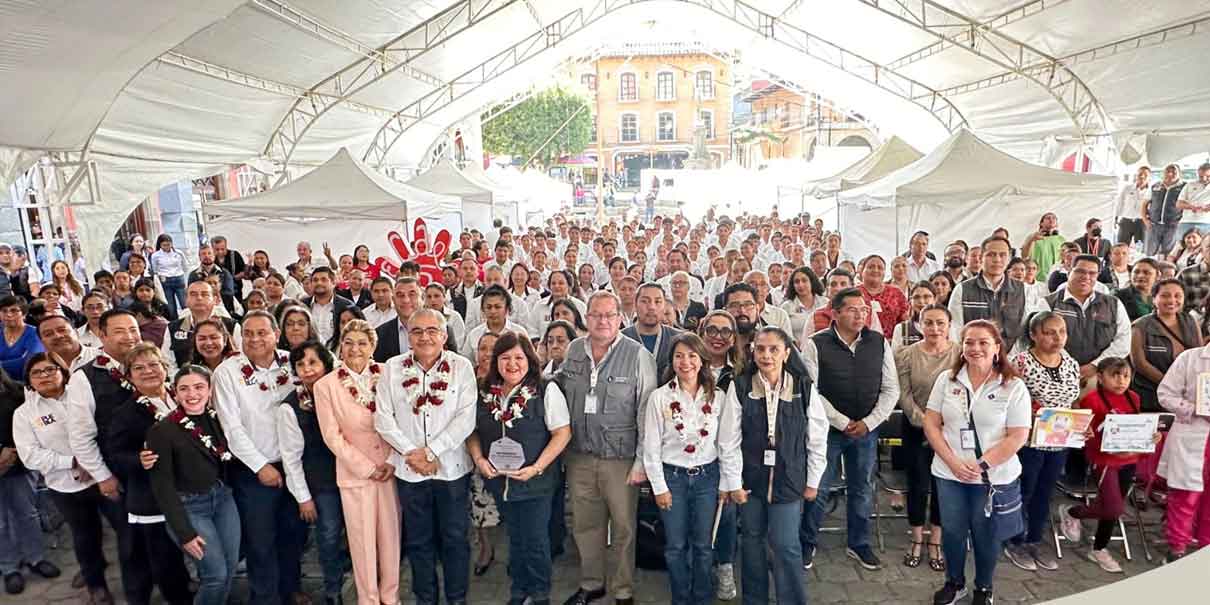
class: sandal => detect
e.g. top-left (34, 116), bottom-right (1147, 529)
top-left (903, 541), bottom-right (923, 568)
top-left (927, 542), bottom-right (945, 572)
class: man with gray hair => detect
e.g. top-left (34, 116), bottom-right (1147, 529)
top-left (557, 291), bottom-right (657, 605)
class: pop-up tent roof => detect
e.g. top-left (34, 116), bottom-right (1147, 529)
top-left (406, 160), bottom-right (502, 233)
top-left (804, 136), bottom-right (923, 198)
top-left (204, 148), bottom-right (460, 268)
top-left (837, 129), bottom-right (1118, 258)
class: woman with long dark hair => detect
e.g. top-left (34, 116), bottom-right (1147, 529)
top-left (892, 282), bottom-right (937, 349)
top-left (50, 259), bottom-right (85, 312)
top-left (467, 331), bottom-right (571, 605)
top-left (352, 245), bottom-right (378, 280)
top-left (530, 271), bottom-right (586, 337)
top-left (190, 318), bottom-right (237, 371)
top-left (550, 298), bottom-right (588, 337)
top-left (929, 271), bottom-right (956, 307)
top-left (780, 267), bottom-right (825, 348)
top-left (150, 234), bottom-right (189, 321)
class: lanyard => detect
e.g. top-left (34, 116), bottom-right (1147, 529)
top-left (760, 372), bottom-right (782, 446)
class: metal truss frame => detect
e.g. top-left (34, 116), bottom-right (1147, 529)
top-left (39, 151), bottom-right (101, 207)
top-left (856, 0), bottom-right (1108, 143)
top-left (363, 0), bottom-right (967, 168)
top-left (261, 0), bottom-right (521, 181)
top-left (885, 0), bottom-right (1071, 70)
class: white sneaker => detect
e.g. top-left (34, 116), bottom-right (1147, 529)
top-left (715, 563), bottom-right (737, 601)
top-left (1058, 505), bottom-right (1083, 543)
top-left (1087, 548), bottom-right (1123, 573)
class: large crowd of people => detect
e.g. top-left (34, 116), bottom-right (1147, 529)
top-left (2, 174), bottom-right (1210, 605)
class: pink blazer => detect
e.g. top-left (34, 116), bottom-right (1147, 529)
top-left (314, 371), bottom-right (393, 488)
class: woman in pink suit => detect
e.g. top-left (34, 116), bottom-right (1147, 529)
top-left (314, 320), bottom-right (401, 605)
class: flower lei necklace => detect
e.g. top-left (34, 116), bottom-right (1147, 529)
top-left (399, 352), bottom-right (452, 415)
top-left (337, 361), bottom-right (382, 412)
top-left (668, 378), bottom-right (716, 454)
top-left (137, 386), bottom-right (175, 422)
top-left (486, 383), bottom-right (536, 429)
top-left (166, 406), bottom-right (232, 462)
top-left (239, 353), bottom-right (291, 391)
top-left (295, 386), bottom-right (314, 412)
top-left (94, 354), bottom-right (133, 392)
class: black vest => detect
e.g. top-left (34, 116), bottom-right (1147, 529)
top-left (284, 391), bottom-right (337, 493)
top-left (167, 315), bottom-right (238, 367)
top-left (1132, 313), bottom-right (1201, 412)
top-left (80, 363), bottom-right (135, 437)
top-left (960, 275), bottom-right (1026, 345)
top-left (1147, 182), bottom-right (1185, 225)
top-left (735, 370), bottom-right (812, 504)
top-left (898, 320), bottom-right (924, 347)
top-left (1045, 291), bottom-right (1120, 365)
top-left (474, 382), bottom-right (559, 502)
top-left (811, 327), bottom-right (885, 421)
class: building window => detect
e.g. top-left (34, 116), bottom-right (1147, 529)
top-left (699, 110), bottom-right (714, 140)
top-left (620, 114), bottom-right (638, 143)
top-left (695, 70), bottom-right (714, 100)
top-left (581, 73), bottom-right (596, 91)
top-left (760, 108), bottom-right (768, 125)
top-left (619, 72), bottom-right (637, 101)
top-left (657, 112), bottom-right (675, 141)
top-left (780, 103), bottom-right (790, 128)
top-left (589, 115), bottom-right (597, 142)
top-left (656, 71), bottom-right (675, 101)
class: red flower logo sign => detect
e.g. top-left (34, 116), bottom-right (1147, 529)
top-left (371, 218), bottom-right (451, 286)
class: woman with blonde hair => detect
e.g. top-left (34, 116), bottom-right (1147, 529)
top-left (314, 320), bottom-right (400, 605)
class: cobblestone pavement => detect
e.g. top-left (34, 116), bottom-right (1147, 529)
top-left (8, 490), bottom-right (1171, 605)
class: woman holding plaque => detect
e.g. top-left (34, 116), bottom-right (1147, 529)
top-left (1003, 311), bottom-right (1082, 572)
top-left (313, 320), bottom-right (400, 605)
top-left (467, 331), bottom-right (571, 605)
top-left (641, 333), bottom-right (741, 605)
top-left (1155, 337), bottom-right (1210, 564)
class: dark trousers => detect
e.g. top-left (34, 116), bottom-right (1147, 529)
top-left (231, 464), bottom-right (308, 605)
top-left (713, 502), bottom-right (738, 565)
top-left (1013, 447), bottom-right (1068, 544)
top-left (549, 471), bottom-right (567, 558)
top-left (128, 522), bottom-right (193, 605)
top-left (1071, 465), bottom-right (1136, 550)
top-left (312, 488), bottom-right (348, 599)
top-left (398, 475), bottom-right (471, 605)
top-left (902, 424), bottom-right (942, 528)
top-left (49, 486), bottom-right (119, 590)
top-left (1118, 218), bottom-right (1145, 245)
top-left (500, 496), bottom-right (554, 602)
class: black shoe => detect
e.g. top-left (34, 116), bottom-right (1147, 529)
top-left (562, 587), bottom-right (607, 605)
top-left (4, 572), bottom-right (25, 595)
top-left (507, 599), bottom-right (527, 605)
top-left (802, 544), bottom-right (816, 570)
top-left (846, 546), bottom-right (883, 570)
top-left (932, 581), bottom-right (966, 605)
top-left (25, 560), bottom-right (61, 579)
top-left (531, 600), bottom-right (551, 605)
top-left (324, 596), bottom-right (343, 605)
top-left (972, 587), bottom-right (994, 605)
top-left (615, 599), bottom-right (633, 605)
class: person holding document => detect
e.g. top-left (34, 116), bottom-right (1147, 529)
top-left (1155, 339), bottom-right (1210, 564)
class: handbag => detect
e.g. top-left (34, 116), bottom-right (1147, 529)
top-left (966, 391), bottom-right (1025, 542)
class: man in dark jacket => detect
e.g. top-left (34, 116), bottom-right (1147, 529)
top-left (621, 283), bottom-right (681, 378)
top-left (303, 267), bottom-right (355, 347)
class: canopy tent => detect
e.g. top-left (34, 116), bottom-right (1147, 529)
top-left (484, 164), bottom-right (572, 223)
top-left (205, 148), bottom-right (461, 268)
top-left (405, 160), bottom-right (504, 234)
top-left (837, 129), bottom-right (1119, 258)
top-left (804, 136), bottom-right (923, 198)
top-left (459, 161), bottom-right (527, 229)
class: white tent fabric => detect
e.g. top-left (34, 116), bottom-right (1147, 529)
top-left (837, 129), bottom-right (1119, 258)
top-left (205, 148), bottom-right (461, 268)
top-left (804, 136), bottom-right (923, 198)
top-left (4, 0), bottom-right (1210, 267)
top-left (406, 160), bottom-right (497, 234)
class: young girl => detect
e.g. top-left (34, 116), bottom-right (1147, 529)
top-left (1058, 358), bottom-right (1158, 573)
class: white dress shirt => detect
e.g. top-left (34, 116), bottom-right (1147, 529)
top-left (724, 373), bottom-right (830, 489)
top-left (364, 305), bottom-right (397, 329)
top-left (462, 320), bottom-right (528, 360)
top-left (905, 255), bottom-right (943, 284)
top-left (1114, 182), bottom-right (1150, 221)
top-left (926, 368), bottom-right (1031, 485)
top-left (760, 304), bottom-right (794, 336)
top-left (642, 382), bottom-right (742, 495)
top-left (64, 362), bottom-right (124, 483)
top-left (800, 330), bottom-right (902, 432)
top-left (77, 325), bottom-right (103, 349)
top-left (213, 351), bottom-right (295, 473)
top-left (311, 299), bottom-right (335, 343)
top-left (373, 351), bottom-right (476, 483)
top-left (277, 402), bottom-right (314, 504)
top-left (64, 345), bottom-right (100, 373)
top-left (13, 390), bottom-right (97, 493)
top-left (1179, 180), bottom-right (1210, 224)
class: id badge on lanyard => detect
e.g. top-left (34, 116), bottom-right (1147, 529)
top-left (959, 391), bottom-right (977, 451)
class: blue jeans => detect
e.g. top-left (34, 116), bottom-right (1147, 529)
top-left (658, 463), bottom-right (719, 605)
top-left (161, 275), bottom-right (187, 321)
top-left (1145, 222), bottom-right (1180, 256)
top-left (713, 501), bottom-right (738, 564)
top-left (398, 475), bottom-right (470, 605)
top-left (741, 497), bottom-right (806, 605)
top-left (167, 484), bottom-right (241, 605)
top-left (936, 478), bottom-right (999, 590)
top-left (232, 465), bottom-right (308, 605)
top-left (312, 488), bottom-right (347, 599)
top-left (499, 496), bottom-right (554, 602)
top-left (0, 473), bottom-right (46, 574)
top-left (801, 427), bottom-right (878, 551)
top-left (1013, 447), bottom-right (1067, 544)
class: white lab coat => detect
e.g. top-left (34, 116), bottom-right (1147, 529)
top-left (1156, 346), bottom-right (1210, 491)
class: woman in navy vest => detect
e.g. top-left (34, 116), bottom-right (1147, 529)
top-left (728, 326), bottom-right (828, 605)
top-left (697, 310), bottom-right (741, 600)
top-left (641, 333), bottom-right (741, 605)
top-left (467, 331), bottom-right (571, 605)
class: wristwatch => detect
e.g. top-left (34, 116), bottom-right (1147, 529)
top-left (978, 460), bottom-right (991, 472)
top-left (424, 447), bottom-right (435, 462)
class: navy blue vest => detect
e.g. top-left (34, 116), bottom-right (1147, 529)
top-left (284, 390), bottom-right (338, 493)
top-left (474, 381), bottom-right (560, 502)
top-left (811, 327), bottom-right (884, 421)
top-left (80, 363), bottom-right (135, 438)
top-left (735, 370), bottom-right (812, 504)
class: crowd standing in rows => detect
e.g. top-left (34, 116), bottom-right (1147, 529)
top-left (1, 185), bottom-right (1210, 605)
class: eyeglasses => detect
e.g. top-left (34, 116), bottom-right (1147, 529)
top-left (586, 312), bottom-right (620, 322)
top-left (702, 326), bottom-right (735, 340)
top-left (726, 301), bottom-right (757, 311)
top-left (29, 366), bottom-right (61, 378)
top-left (408, 327), bottom-right (444, 339)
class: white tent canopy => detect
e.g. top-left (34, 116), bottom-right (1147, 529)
top-left (205, 148), bottom-right (461, 268)
top-left (405, 160), bottom-right (502, 234)
top-left (837, 129), bottom-right (1119, 258)
top-left (804, 136), bottom-right (923, 198)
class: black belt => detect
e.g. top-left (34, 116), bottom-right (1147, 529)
top-left (663, 460), bottom-right (718, 477)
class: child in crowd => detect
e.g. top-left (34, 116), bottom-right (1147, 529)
top-left (1059, 358), bottom-right (1158, 573)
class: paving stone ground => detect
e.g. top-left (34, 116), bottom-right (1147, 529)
top-left (8, 484), bottom-right (1173, 605)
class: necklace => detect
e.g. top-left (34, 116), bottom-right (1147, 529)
top-left (165, 406), bottom-right (231, 462)
top-left (239, 352), bottom-right (292, 391)
top-left (399, 352), bottom-right (452, 415)
top-left (336, 361), bottom-right (383, 412)
top-left (485, 383), bottom-right (536, 429)
top-left (93, 353), bottom-right (133, 392)
top-left (136, 388), bottom-right (175, 421)
top-left (667, 379), bottom-right (716, 454)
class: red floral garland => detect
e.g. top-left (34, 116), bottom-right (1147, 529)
top-left (668, 379), bottom-right (716, 455)
top-left (165, 406), bottom-right (232, 462)
top-left (399, 354), bottom-right (452, 415)
top-left (336, 362), bottom-right (382, 412)
top-left (239, 353), bottom-right (291, 391)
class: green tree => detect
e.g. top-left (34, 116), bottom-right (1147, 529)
top-left (483, 87), bottom-right (592, 170)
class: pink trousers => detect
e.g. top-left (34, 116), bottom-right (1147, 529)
top-left (1165, 433), bottom-right (1210, 553)
top-left (341, 481), bottom-right (402, 605)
